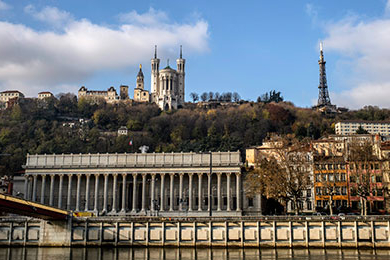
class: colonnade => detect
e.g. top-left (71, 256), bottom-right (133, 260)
top-left (23, 172), bottom-right (242, 215)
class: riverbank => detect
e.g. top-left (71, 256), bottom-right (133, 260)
top-left (1, 216), bottom-right (390, 248)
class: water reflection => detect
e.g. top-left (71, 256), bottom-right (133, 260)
top-left (0, 247), bottom-right (389, 260)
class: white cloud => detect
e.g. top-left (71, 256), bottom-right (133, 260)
top-left (24, 5), bottom-right (73, 28)
top-left (0, 7), bottom-right (209, 97)
top-left (322, 4), bottom-right (390, 109)
top-left (385, 0), bottom-right (390, 16)
top-left (0, 1), bottom-right (10, 11)
top-left (119, 7), bottom-right (168, 25)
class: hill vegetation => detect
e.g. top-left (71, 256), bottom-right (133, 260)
top-left (1, 92), bottom-right (390, 176)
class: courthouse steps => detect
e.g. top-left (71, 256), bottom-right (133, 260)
top-left (1, 216), bottom-right (390, 248)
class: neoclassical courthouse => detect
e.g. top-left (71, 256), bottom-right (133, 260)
top-left (22, 152), bottom-right (261, 216)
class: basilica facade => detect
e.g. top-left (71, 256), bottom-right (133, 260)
top-left (22, 152), bottom-right (261, 217)
top-left (150, 46), bottom-right (185, 110)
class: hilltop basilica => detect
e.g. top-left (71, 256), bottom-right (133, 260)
top-left (78, 46), bottom-right (185, 111)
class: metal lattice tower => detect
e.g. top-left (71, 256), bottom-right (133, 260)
top-left (317, 42), bottom-right (332, 107)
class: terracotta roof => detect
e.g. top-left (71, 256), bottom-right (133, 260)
top-left (0, 90), bottom-right (23, 94)
top-left (38, 92), bottom-right (52, 94)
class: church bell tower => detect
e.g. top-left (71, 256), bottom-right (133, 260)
top-left (176, 45), bottom-right (185, 105)
top-left (151, 45), bottom-right (160, 100)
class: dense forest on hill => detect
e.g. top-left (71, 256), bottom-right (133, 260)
top-left (1, 92), bottom-right (390, 176)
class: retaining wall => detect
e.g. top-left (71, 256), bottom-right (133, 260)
top-left (0, 217), bottom-right (390, 248)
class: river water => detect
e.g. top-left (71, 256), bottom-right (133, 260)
top-left (1, 247), bottom-right (389, 260)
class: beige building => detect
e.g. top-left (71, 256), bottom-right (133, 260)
top-left (335, 121), bottom-right (390, 135)
top-left (0, 90), bottom-right (24, 103)
top-left (78, 86), bottom-right (119, 104)
top-left (133, 65), bottom-right (150, 103)
top-left (150, 46), bottom-right (185, 110)
top-left (37, 92), bottom-right (53, 99)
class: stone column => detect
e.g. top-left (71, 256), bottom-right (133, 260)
top-left (198, 173), bottom-right (203, 211)
top-left (75, 174), bottom-right (81, 212)
top-left (103, 174), bottom-right (109, 213)
top-left (58, 174), bottom-right (64, 208)
top-left (94, 174), bottom-right (99, 214)
top-left (32, 175), bottom-right (37, 202)
top-left (217, 173), bottom-right (222, 211)
top-left (67, 175), bottom-right (73, 210)
top-left (141, 174), bottom-right (147, 213)
top-left (131, 174), bottom-right (137, 213)
top-left (111, 174), bottom-right (118, 213)
top-left (207, 173), bottom-right (212, 212)
top-left (121, 174), bottom-right (127, 213)
top-left (179, 173), bottom-right (184, 211)
top-left (40, 175), bottom-right (46, 204)
top-left (169, 173), bottom-right (174, 211)
top-left (84, 174), bottom-right (91, 211)
top-left (49, 175), bottom-right (55, 206)
top-left (226, 173), bottom-right (231, 211)
top-left (188, 173), bottom-right (193, 211)
top-left (160, 173), bottom-right (165, 212)
top-left (24, 175), bottom-right (29, 200)
top-left (236, 173), bottom-right (241, 211)
top-left (150, 174), bottom-right (156, 212)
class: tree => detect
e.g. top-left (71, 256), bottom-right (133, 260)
top-left (200, 92), bottom-right (208, 102)
top-left (356, 126), bottom-right (369, 134)
top-left (208, 92), bottom-right (214, 101)
top-left (245, 135), bottom-right (311, 215)
top-left (232, 92), bottom-right (241, 102)
top-left (348, 140), bottom-right (380, 215)
top-left (258, 90), bottom-right (284, 103)
top-left (189, 92), bottom-right (199, 103)
top-left (221, 92), bottom-right (232, 102)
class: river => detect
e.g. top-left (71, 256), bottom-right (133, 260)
top-left (1, 247), bottom-right (390, 260)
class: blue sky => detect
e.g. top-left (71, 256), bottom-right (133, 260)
top-left (1, 1), bottom-right (390, 109)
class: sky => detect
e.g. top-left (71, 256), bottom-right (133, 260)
top-left (0, 0), bottom-right (390, 109)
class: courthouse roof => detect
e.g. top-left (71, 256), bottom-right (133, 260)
top-left (24, 151), bottom-right (242, 170)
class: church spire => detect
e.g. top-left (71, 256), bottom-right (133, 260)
top-left (317, 42), bottom-right (332, 107)
top-left (180, 45), bottom-right (182, 59)
top-left (154, 45), bottom-right (157, 59)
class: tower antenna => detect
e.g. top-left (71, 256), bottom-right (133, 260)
top-left (167, 59), bottom-right (169, 67)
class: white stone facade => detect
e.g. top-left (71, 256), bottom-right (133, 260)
top-left (150, 46), bottom-right (185, 110)
top-left (22, 152), bottom-right (254, 217)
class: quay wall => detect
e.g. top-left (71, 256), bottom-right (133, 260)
top-left (1, 217), bottom-right (390, 248)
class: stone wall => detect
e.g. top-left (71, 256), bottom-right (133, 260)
top-left (1, 217), bottom-right (390, 248)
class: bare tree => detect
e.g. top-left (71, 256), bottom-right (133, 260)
top-left (232, 92), bottom-right (241, 102)
top-left (348, 141), bottom-right (380, 215)
top-left (208, 92), bottom-right (214, 101)
top-left (200, 92), bottom-right (208, 102)
top-left (245, 135), bottom-right (312, 215)
top-left (190, 92), bottom-right (199, 103)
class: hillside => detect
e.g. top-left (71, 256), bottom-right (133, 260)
top-left (1, 93), bottom-right (390, 175)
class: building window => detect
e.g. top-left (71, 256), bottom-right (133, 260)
top-left (248, 198), bottom-right (254, 207)
top-left (341, 187), bottom-right (347, 195)
top-left (316, 187), bottom-right (321, 195)
top-left (307, 189), bottom-right (311, 197)
top-left (307, 201), bottom-right (312, 210)
top-left (315, 174), bottom-right (320, 182)
top-left (341, 173), bottom-right (346, 181)
top-left (317, 200), bottom-right (322, 208)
